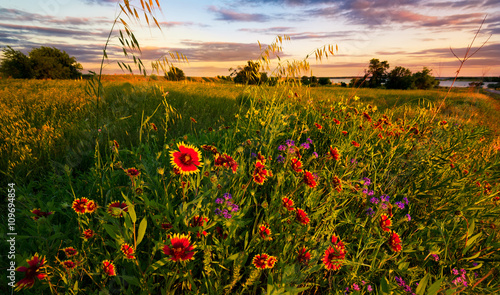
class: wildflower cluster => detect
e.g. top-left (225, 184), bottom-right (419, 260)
top-left (395, 276), bottom-right (416, 295)
top-left (252, 253), bottom-right (278, 269)
top-left (322, 234), bottom-right (346, 271)
top-left (214, 193), bottom-right (239, 218)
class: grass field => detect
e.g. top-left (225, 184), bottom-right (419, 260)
top-left (1, 78), bottom-right (499, 294)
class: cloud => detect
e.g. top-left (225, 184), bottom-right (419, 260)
top-left (208, 6), bottom-right (270, 22)
top-left (239, 26), bottom-right (296, 34)
top-left (0, 8), bottom-right (112, 27)
top-left (0, 23), bottom-right (110, 40)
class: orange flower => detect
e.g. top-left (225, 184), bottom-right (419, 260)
top-left (102, 260), bottom-right (116, 276)
top-left (258, 224), bottom-right (272, 241)
top-left (380, 214), bottom-right (392, 232)
top-left (291, 158), bottom-right (304, 173)
top-left (252, 253), bottom-right (269, 269)
top-left (389, 231), bottom-right (402, 252)
top-left (15, 253), bottom-right (47, 291)
top-left (253, 160), bottom-right (269, 185)
top-left (282, 197), bottom-right (295, 211)
top-left (351, 141), bottom-right (360, 147)
top-left (72, 198), bottom-right (88, 214)
top-left (121, 243), bottom-right (135, 259)
top-left (170, 142), bottom-right (203, 175)
top-left (327, 146), bottom-right (340, 161)
top-left (162, 233), bottom-right (196, 262)
top-left (295, 208), bottom-right (310, 225)
top-left (303, 170), bottom-right (317, 188)
top-left (107, 201), bottom-right (128, 218)
top-left (62, 247), bottom-right (78, 257)
top-left (62, 260), bottom-right (76, 270)
top-left (83, 229), bottom-right (94, 240)
top-left (323, 244), bottom-right (346, 271)
top-left (86, 200), bottom-right (97, 214)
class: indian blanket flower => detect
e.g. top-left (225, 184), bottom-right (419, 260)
top-left (62, 260), bottom-right (76, 270)
top-left (327, 146), bottom-right (341, 160)
top-left (266, 256), bottom-right (278, 269)
top-left (125, 167), bottom-right (140, 178)
top-left (303, 170), bottom-right (317, 188)
top-left (389, 231), bottom-right (402, 252)
top-left (63, 247), bottom-right (78, 257)
top-left (162, 233), bottom-right (196, 262)
top-left (258, 224), bottom-right (272, 241)
top-left (15, 253), bottom-right (47, 291)
top-left (72, 198), bottom-right (88, 214)
top-left (170, 142), bottom-right (203, 175)
top-left (86, 200), bottom-right (97, 214)
top-left (82, 229), bottom-right (94, 240)
top-left (107, 201), bottom-right (128, 218)
top-left (297, 247), bottom-right (311, 265)
top-left (252, 253), bottom-right (270, 269)
top-left (314, 123), bottom-right (323, 130)
top-left (282, 197), bottom-right (295, 211)
top-left (102, 260), bottom-right (116, 276)
top-left (121, 243), bottom-right (135, 259)
top-left (332, 176), bottom-right (342, 192)
top-left (351, 140), bottom-right (360, 147)
top-left (30, 208), bottom-right (53, 220)
top-left (190, 215), bottom-right (209, 227)
top-left (253, 160), bottom-right (269, 185)
top-left (214, 153), bottom-right (238, 173)
top-left (295, 208), bottom-right (310, 225)
top-left (291, 158), bottom-right (304, 173)
top-left (323, 244), bottom-right (346, 271)
top-left (380, 214), bottom-right (392, 232)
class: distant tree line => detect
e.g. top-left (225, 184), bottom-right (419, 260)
top-left (350, 58), bottom-right (439, 90)
top-left (0, 46), bottom-right (82, 79)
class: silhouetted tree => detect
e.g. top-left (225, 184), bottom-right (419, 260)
top-left (318, 77), bottom-right (332, 85)
top-left (165, 66), bottom-right (185, 81)
top-left (413, 67), bottom-right (439, 89)
top-left (386, 66), bottom-right (414, 89)
top-left (0, 46), bottom-right (33, 78)
top-left (231, 61), bottom-right (267, 85)
top-left (29, 46), bottom-right (82, 79)
top-left (366, 58), bottom-right (389, 88)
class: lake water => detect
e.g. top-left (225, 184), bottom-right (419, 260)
top-left (330, 78), bottom-right (488, 88)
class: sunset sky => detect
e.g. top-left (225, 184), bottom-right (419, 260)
top-left (1, 0), bottom-right (499, 77)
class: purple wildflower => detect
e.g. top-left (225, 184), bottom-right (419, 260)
top-left (366, 208), bottom-right (374, 216)
top-left (406, 214), bottom-right (411, 221)
top-left (223, 193), bottom-right (232, 200)
top-left (312, 152), bottom-right (319, 158)
top-left (307, 138), bottom-right (313, 144)
top-left (395, 201), bottom-right (405, 209)
top-left (215, 198), bottom-right (224, 204)
top-left (278, 145), bottom-right (286, 151)
top-left (368, 190), bottom-right (374, 196)
top-left (277, 155), bottom-right (285, 163)
top-left (403, 197), bottom-right (409, 205)
top-left (300, 142), bottom-right (310, 149)
top-left (380, 194), bottom-right (390, 202)
top-left (367, 285), bottom-right (373, 292)
top-left (362, 177), bottom-right (371, 186)
top-left (352, 283), bottom-right (360, 291)
top-left (370, 197), bottom-right (379, 205)
top-left (285, 139), bottom-right (295, 147)
top-left (431, 254), bottom-right (439, 261)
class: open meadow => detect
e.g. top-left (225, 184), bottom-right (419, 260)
top-left (1, 78), bottom-right (500, 294)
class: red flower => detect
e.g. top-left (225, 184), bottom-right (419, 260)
top-left (161, 222), bottom-right (173, 230)
top-left (380, 214), bottom-right (392, 232)
top-left (201, 144), bottom-right (218, 154)
top-left (297, 247), bottom-right (311, 265)
top-left (332, 176), bottom-right (342, 192)
top-left (15, 253), bottom-right (47, 291)
top-left (342, 131), bottom-right (348, 136)
top-left (170, 142), bottom-right (203, 175)
top-left (107, 201), bottom-right (128, 218)
top-left (62, 260), bottom-right (76, 270)
top-left (162, 233), bottom-right (196, 262)
top-left (102, 260), bottom-right (116, 276)
top-left (291, 158), bottom-right (304, 173)
top-left (323, 244), bottom-right (346, 271)
top-left (351, 141), bottom-right (360, 147)
top-left (295, 208), bottom-right (310, 225)
top-left (30, 208), bottom-right (53, 220)
top-left (252, 253), bottom-right (270, 269)
top-left (363, 112), bottom-right (372, 122)
top-left (303, 170), bottom-right (317, 188)
top-left (150, 123), bottom-right (158, 131)
top-left (331, 234), bottom-right (345, 250)
top-left (86, 200), bottom-right (97, 214)
top-left (63, 247), bottom-right (78, 257)
top-left (327, 146), bottom-right (340, 161)
top-left (314, 123), bottom-right (323, 130)
top-left (190, 215), bottom-right (209, 227)
top-left (126, 167), bottom-right (140, 177)
top-left (214, 153), bottom-right (238, 173)
top-left (266, 256), bottom-right (278, 269)
top-left (333, 118), bottom-right (340, 125)
top-left (253, 160), bottom-right (269, 185)
top-left (389, 231), bottom-right (402, 252)
top-left (259, 224), bottom-right (272, 240)
top-left (72, 198), bottom-right (88, 214)
top-left (121, 243), bottom-right (135, 259)
top-left (83, 229), bottom-right (94, 240)
top-left (282, 197), bottom-right (295, 211)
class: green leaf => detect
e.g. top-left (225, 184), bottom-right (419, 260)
top-left (121, 275), bottom-right (141, 287)
top-left (416, 273), bottom-right (429, 295)
top-left (427, 277), bottom-right (444, 295)
top-left (148, 257), bottom-right (170, 273)
top-left (136, 217), bottom-right (147, 246)
top-left (380, 276), bottom-right (389, 294)
top-left (462, 232), bottom-right (482, 255)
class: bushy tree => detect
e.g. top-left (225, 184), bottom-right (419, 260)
top-left (165, 66), bottom-right (185, 81)
top-left (366, 58), bottom-right (389, 88)
top-left (0, 46), bottom-right (33, 78)
top-left (29, 46), bottom-right (82, 79)
top-left (301, 75), bottom-right (310, 86)
top-left (385, 66), bottom-right (414, 90)
top-left (318, 77), bottom-right (332, 85)
top-left (231, 61), bottom-right (267, 85)
top-left (413, 67), bottom-right (439, 89)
